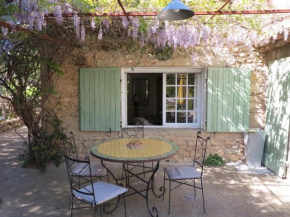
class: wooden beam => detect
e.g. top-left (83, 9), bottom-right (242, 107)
top-left (117, 0), bottom-right (130, 21)
top-left (0, 22), bottom-right (74, 47)
top-left (206, 0), bottom-right (232, 23)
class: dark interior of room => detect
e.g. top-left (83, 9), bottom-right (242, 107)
top-left (127, 73), bottom-right (163, 125)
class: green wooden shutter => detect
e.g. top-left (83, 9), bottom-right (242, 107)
top-left (263, 57), bottom-right (290, 178)
top-left (207, 67), bottom-right (251, 132)
top-left (79, 68), bottom-right (121, 131)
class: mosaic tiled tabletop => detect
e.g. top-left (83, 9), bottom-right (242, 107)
top-left (91, 138), bottom-right (179, 163)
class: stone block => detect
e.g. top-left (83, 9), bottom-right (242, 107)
top-left (224, 148), bottom-right (239, 154)
top-left (84, 140), bottom-right (93, 148)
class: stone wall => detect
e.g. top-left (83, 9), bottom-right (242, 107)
top-left (51, 39), bottom-right (267, 162)
top-left (266, 44), bottom-right (290, 64)
top-left (0, 118), bottom-right (24, 133)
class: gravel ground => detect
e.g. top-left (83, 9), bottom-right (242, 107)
top-left (0, 126), bottom-right (290, 217)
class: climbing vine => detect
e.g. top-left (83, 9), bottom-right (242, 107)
top-left (0, 27), bottom-right (75, 171)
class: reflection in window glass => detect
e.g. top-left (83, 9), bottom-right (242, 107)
top-left (165, 72), bottom-right (199, 125)
top-left (188, 99), bottom-right (197, 110)
top-left (188, 87), bottom-right (196, 98)
top-left (166, 99), bottom-right (176, 110)
top-left (166, 74), bottom-right (175, 85)
top-left (177, 86), bottom-right (186, 98)
top-left (188, 74), bottom-right (196, 85)
top-left (177, 74), bottom-right (186, 86)
top-left (177, 112), bottom-right (186, 123)
top-left (166, 112), bottom-right (175, 123)
top-left (188, 111), bottom-right (197, 123)
top-left (177, 99), bottom-right (186, 110)
top-left (166, 87), bottom-right (175, 97)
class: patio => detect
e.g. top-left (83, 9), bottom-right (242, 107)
top-left (1, 127), bottom-right (289, 217)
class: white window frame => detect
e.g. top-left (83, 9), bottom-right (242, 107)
top-left (121, 67), bottom-right (206, 129)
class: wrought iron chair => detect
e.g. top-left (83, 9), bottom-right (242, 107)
top-left (64, 154), bottom-right (128, 217)
top-left (163, 131), bottom-right (210, 214)
top-left (62, 132), bottom-right (108, 182)
top-left (121, 123), bottom-right (154, 178)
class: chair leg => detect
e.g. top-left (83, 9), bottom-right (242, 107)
top-left (201, 177), bottom-right (205, 213)
top-left (94, 205), bottom-right (98, 217)
top-left (143, 162), bottom-right (145, 178)
top-left (194, 179), bottom-right (196, 198)
top-left (122, 163), bottom-right (125, 180)
top-left (163, 170), bottom-right (166, 201)
top-left (123, 193), bottom-right (127, 217)
top-left (107, 170), bottom-right (110, 183)
top-left (168, 180), bottom-right (171, 216)
top-left (99, 204), bottom-right (103, 217)
top-left (70, 196), bottom-right (74, 217)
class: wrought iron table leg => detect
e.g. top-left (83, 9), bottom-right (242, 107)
top-left (151, 162), bottom-right (166, 199)
top-left (145, 161), bottom-right (165, 217)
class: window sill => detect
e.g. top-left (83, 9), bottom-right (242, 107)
top-left (124, 125), bottom-right (201, 129)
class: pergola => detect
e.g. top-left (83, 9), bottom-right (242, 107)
top-left (1, 0), bottom-right (290, 46)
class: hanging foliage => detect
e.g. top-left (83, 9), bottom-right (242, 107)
top-left (0, 0), bottom-right (289, 52)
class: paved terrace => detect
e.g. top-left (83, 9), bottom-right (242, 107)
top-left (0, 127), bottom-right (290, 217)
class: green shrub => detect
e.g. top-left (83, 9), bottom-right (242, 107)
top-left (204, 154), bottom-right (225, 166)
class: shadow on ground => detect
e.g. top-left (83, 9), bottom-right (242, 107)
top-left (0, 127), bottom-right (290, 217)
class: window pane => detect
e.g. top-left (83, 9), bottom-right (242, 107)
top-left (166, 74), bottom-right (175, 85)
top-left (177, 74), bottom-right (186, 86)
top-left (188, 87), bottom-right (197, 98)
top-left (188, 111), bottom-right (197, 123)
top-left (188, 99), bottom-right (197, 110)
top-left (166, 87), bottom-right (175, 97)
top-left (166, 112), bottom-right (175, 123)
top-left (177, 112), bottom-right (186, 123)
top-left (177, 99), bottom-right (186, 110)
top-left (177, 86), bottom-right (186, 98)
top-left (188, 74), bottom-right (197, 85)
top-left (166, 99), bottom-right (175, 110)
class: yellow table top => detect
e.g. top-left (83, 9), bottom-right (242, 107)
top-left (91, 138), bottom-right (179, 163)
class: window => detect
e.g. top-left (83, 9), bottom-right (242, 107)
top-left (164, 73), bottom-right (200, 126)
top-left (121, 68), bottom-right (204, 128)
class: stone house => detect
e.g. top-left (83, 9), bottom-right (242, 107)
top-left (256, 34), bottom-right (290, 178)
top-left (52, 36), bottom-right (268, 164)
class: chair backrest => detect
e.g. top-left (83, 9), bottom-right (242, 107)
top-left (64, 153), bottom-right (96, 202)
top-left (121, 123), bottom-right (144, 138)
top-left (62, 132), bottom-right (78, 159)
top-left (193, 131), bottom-right (210, 176)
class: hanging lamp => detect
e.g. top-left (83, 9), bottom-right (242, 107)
top-left (157, 0), bottom-right (194, 21)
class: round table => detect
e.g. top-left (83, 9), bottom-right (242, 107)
top-left (91, 138), bottom-right (178, 163)
top-left (91, 137), bottom-right (179, 217)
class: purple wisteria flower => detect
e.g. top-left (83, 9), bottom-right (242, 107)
top-left (54, 6), bottom-right (62, 25)
top-left (1, 27), bottom-right (8, 36)
top-left (132, 17), bottom-right (140, 39)
top-left (103, 19), bottom-right (110, 31)
top-left (98, 28), bottom-right (103, 40)
top-left (121, 16), bottom-right (130, 29)
top-left (284, 29), bottom-right (289, 41)
top-left (36, 12), bottom-right (44, 31)
top-left (191, 53), bottom-right (197, 64)
top-left (81, 25), bottom-right (85, 42)
top-left (73, 14), bottom-right (80, 39)
top-left (91, 18), bottom-right (96, 30)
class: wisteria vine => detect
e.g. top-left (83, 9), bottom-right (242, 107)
top-left (1, 0), bottom-right (290, 63)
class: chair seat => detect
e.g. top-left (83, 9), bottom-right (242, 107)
top-left (164, 166), bottom-right (201, 180)
top-left (73, 161), bottom-right (107, 177)
top-left (74, 181), bottom-right (128, 205)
